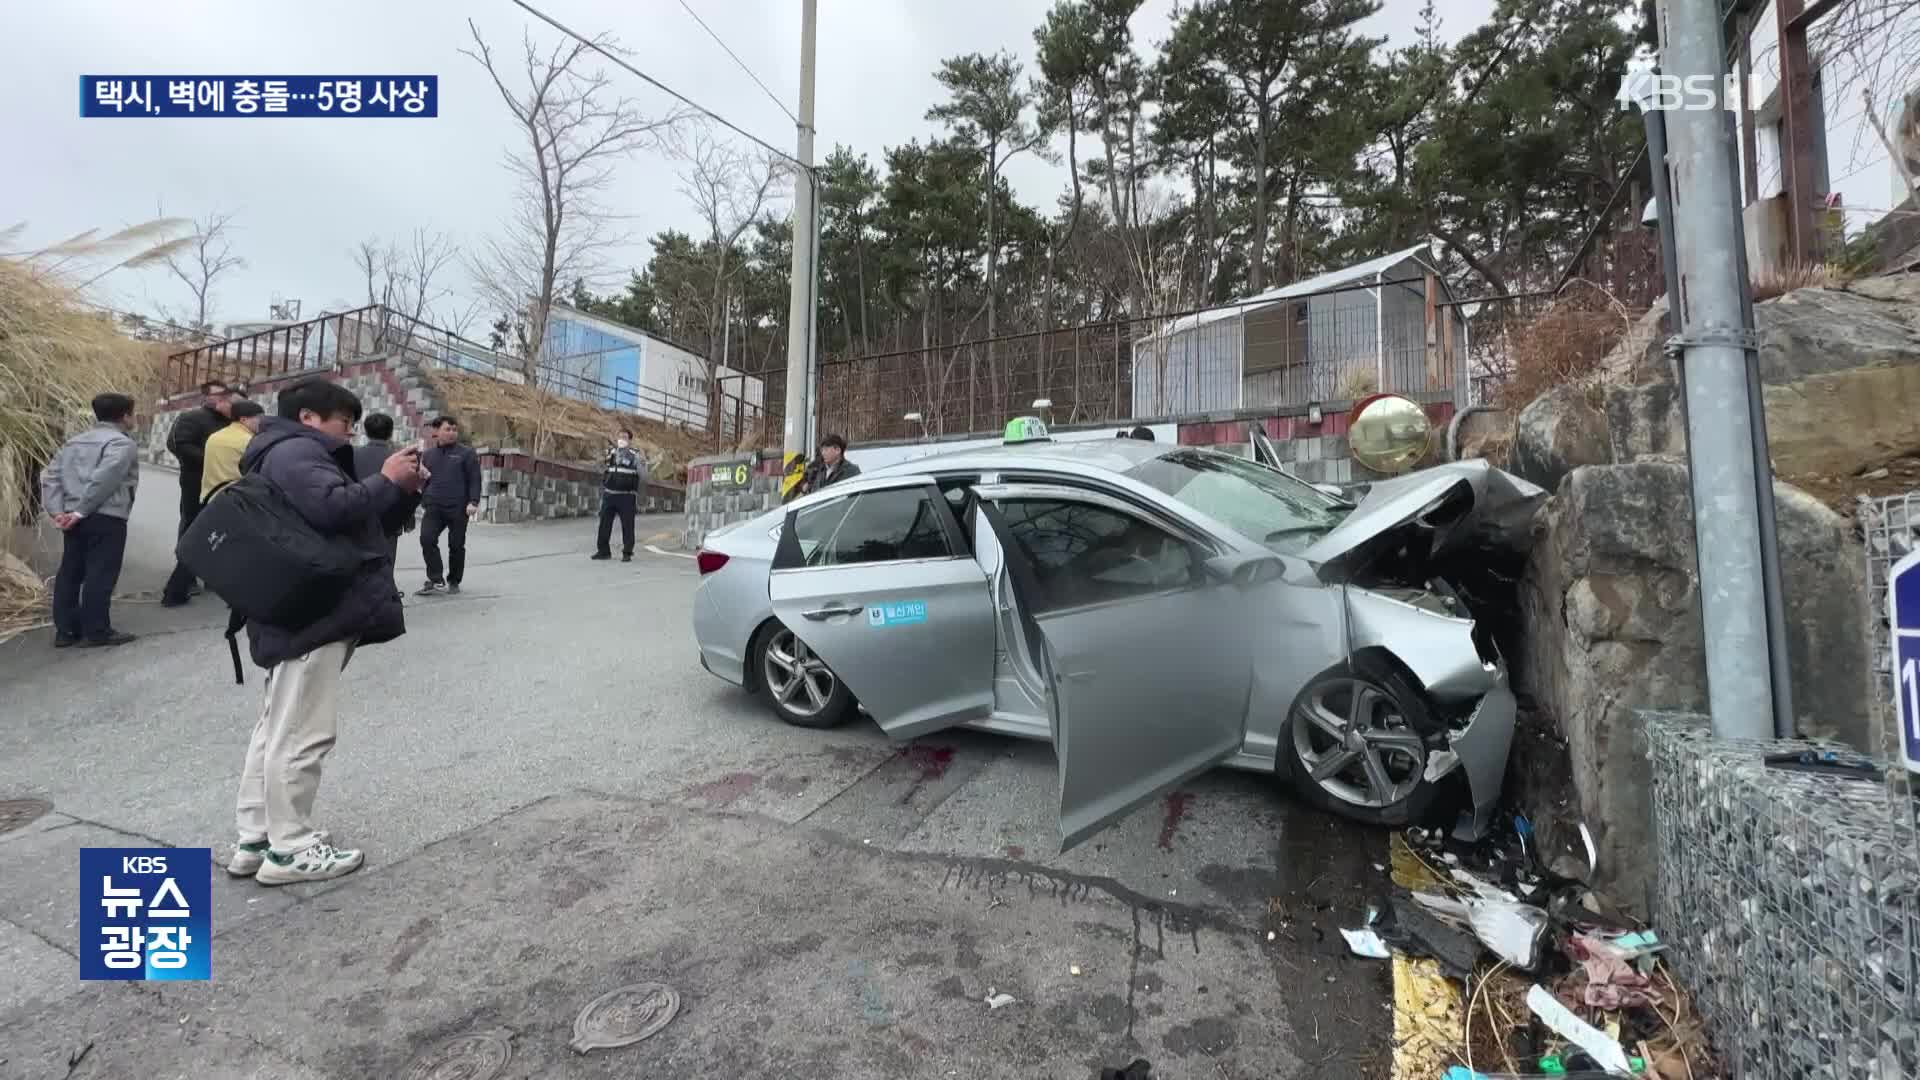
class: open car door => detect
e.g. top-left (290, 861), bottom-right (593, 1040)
top-left (973, 483), bottom-right (1262, 850)
top-left (768, 475), bottom-right (997, 741)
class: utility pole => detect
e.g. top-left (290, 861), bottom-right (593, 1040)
top-left (780, 0), bottom-right (819, 501)
top-left (1656, 0), bottom-right (1784, 740)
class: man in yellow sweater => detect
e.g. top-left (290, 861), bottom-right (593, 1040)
top-left (200, 399), bottom-right (266, 503)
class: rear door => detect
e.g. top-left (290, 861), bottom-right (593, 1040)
top-left (974, 483), bottom-right (1255, 849)
top-left (769, 476), bottom-right (996, 740)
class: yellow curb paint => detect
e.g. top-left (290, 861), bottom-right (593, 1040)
top-left (1388, 833), bottom-right (1467, 1080)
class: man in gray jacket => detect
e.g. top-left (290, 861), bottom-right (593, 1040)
top-left (40, 393), bottom-right (141, 648)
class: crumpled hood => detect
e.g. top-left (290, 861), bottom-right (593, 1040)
top-left (1300, 459), bottom-right (1544, 579)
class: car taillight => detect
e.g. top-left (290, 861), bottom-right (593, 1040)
top-left (696, 550), bottom-right (730, 576)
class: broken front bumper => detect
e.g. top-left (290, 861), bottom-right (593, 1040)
top-left (1441, 682), bottom-right (1517, 841)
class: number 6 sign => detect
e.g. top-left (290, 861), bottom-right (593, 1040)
top-left (1892, 549), bottom-right (1920, 775)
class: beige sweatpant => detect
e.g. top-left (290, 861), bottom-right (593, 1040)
top-left (234, 640), bottom-right (353, 854)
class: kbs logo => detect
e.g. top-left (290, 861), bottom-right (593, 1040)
top-left (1617, 73), bottom-right (1767, 112)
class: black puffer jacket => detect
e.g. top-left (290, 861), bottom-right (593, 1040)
top-left (167, 405), bottom-right (227, 496)
top-left (238, 417), bottom-right (406, 669)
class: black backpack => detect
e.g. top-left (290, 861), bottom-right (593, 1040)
top-left (177, 442), bottom-right (368, 683)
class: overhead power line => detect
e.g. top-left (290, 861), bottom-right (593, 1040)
top-left (505, 0), bottom-right (810, 177)
top-left (675, 0), bottom-right (799, 127)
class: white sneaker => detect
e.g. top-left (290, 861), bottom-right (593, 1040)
top-left (226, 830), bottom-right (327, 877)
top-left (227, 840), bottom-right (269, 877)
top-left (254, 841), bottom-right (364, 885)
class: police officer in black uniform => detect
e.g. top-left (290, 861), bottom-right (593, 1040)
top-left (592, 427), bottom-right (646, 562)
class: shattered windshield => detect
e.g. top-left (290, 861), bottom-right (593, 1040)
top-left (1127, 449), bottom-right (1352, 554)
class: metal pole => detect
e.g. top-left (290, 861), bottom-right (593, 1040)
top-left (780, 0), bottom-right (818, 479)
top-left (1636, 91), bottom-right (1683, 337)
top-left (1656, 0), bottom-right (1777, 739)
top-left (807, 167), bottom-right (823, 451)
top-left (1722, 105), bottom-right (1798, 739)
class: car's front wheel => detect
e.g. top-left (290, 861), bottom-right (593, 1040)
top-left (1278, 655), bottom-right (1442, 827)
top-left (754, 620), bottom-right (854, 729)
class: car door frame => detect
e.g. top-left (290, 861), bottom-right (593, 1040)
top-left (768, 473), bottom-right (997, 741)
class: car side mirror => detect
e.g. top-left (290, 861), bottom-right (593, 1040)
top-left (1204, 553), bottom-right (1285, 589)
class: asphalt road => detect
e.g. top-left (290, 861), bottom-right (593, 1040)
top-left (0, 471), bottom-right (1391, 1079)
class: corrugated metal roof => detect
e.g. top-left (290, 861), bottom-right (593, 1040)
top-left (1140, 242), bottom-right (1442, 340)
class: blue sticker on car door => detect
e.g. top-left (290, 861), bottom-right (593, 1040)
top-left (868, 600), bottom-right (928, 627)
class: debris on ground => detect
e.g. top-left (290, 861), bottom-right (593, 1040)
top-left (983, 989), bottom-right (1017, 1010)
top-left (1372, 822), bottom-right (1722, 1078)
top-left (1339, 926), bottom-right (1391, 959)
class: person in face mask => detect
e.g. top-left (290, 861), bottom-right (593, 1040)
top-left (592, 427), bottom-right (648, 562)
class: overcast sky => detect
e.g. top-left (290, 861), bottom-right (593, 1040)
top-left (3, 0), bottom-right (1515, 335)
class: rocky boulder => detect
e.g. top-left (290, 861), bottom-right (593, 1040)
top-left (1509, 383), bottom-right (1611, 494)
top-left (1515, 461), bottom-right (1871, 912)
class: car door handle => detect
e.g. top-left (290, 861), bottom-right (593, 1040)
top-left (801, 604), bottom-right (865, 621)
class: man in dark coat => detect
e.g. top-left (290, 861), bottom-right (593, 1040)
top-left (224, 379), bottom-right (426, 886)
top-left (803, 433), bottom-right (861, 494)
top-left (416, 415), bottom-right (482, 596)
top-left (162, 380), bottom-right (234, 606)
top-left (352, 412), bottom-right (422, 597)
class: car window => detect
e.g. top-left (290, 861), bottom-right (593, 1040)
top-left (1127, 449), bottom-right (1351, 555)
top-left (789, 498), bottom-right (854, 564)
top-left (996, 498), bottom-right (1199, 612)
top-left (806, 487), bottom-right (954, 567)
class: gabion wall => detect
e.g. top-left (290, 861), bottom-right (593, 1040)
top-left (1860, 491), bottom-right (1918, 761)
top-left (1645, 710), bottom-right (1919, 1078)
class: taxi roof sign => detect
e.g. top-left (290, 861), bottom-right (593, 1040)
top-left (1004, 415), bottom-right (1051, 444)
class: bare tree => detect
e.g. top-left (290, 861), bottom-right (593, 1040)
top-left (462, 20), bottom-right (681, 382)
top-left (162, 211), bottom-right (246, 337)
top-left (668, 122), bottom-right (789, 424)
top-left (351, 229), bottom-right (462, 354)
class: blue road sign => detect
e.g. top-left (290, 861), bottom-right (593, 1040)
top-left (1891, 549), bottom-right (1920, 775)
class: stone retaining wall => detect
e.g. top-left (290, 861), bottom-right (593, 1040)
top-left (478, 449), bottom-right (682, 523)
top-left (140, 353), bottom-right (683, 525)
top-left (683, 450), bottom-right (786, 549)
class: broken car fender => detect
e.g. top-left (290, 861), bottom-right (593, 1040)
top-left (1343, 587), bottom-right (1501, 703)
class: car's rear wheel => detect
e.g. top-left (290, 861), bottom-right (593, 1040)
top-left (754, 620), bottom-right (854, 729)
top-left (1279, 654), bottom-right (1441, 827)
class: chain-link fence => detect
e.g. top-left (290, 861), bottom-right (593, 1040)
top-left (816, 272), bottom-right (1471, 444)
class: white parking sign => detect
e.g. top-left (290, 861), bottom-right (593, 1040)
top-left (1893, 549), bottom-right (1920, 775)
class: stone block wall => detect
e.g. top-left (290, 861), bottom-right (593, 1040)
top-left (143, 354), bottom-right (444, 468)
top-left (139, 352), bottom-right (683, 525)
top-left (477, 450), bottom-right (683, 524)
top-left (683, 450), bottom-right (786, 549)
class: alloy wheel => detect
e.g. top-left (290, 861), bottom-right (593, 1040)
top-left (1290, 677), bottom-right (1427, 809)
top-left (763, 628), bottom-right (837, 719)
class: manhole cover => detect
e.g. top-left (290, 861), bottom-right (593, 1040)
top-left (569, 981), bottom-right (680, 1053)
top-left (400, 1029), bottom-right (513, 1080)
top-left (0, 798), bottom-right (52, 836)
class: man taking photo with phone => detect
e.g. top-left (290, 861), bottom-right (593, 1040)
top-left (223, 378), bottom-right (427, 884)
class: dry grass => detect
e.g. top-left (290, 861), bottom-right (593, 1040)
top-left (430, 370), bottom-right (746, 482)
top-left (1336, 361), bottom-right (1382, 401)
top-left (1749, 260), bottom-right (1850, 302)
top-left (0, 258), bottom-right (170, 640)
top-left (1494, 280), bottom-right (1640, 413)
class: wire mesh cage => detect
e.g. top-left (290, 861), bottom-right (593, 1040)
top-left (1861, 491), bottom-right (1920, 762)
top-left (1645, 709), bottom-right (1920, 1078)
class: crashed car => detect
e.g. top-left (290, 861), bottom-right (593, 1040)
top-left (691, 428), bottom-right (1542, 848)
